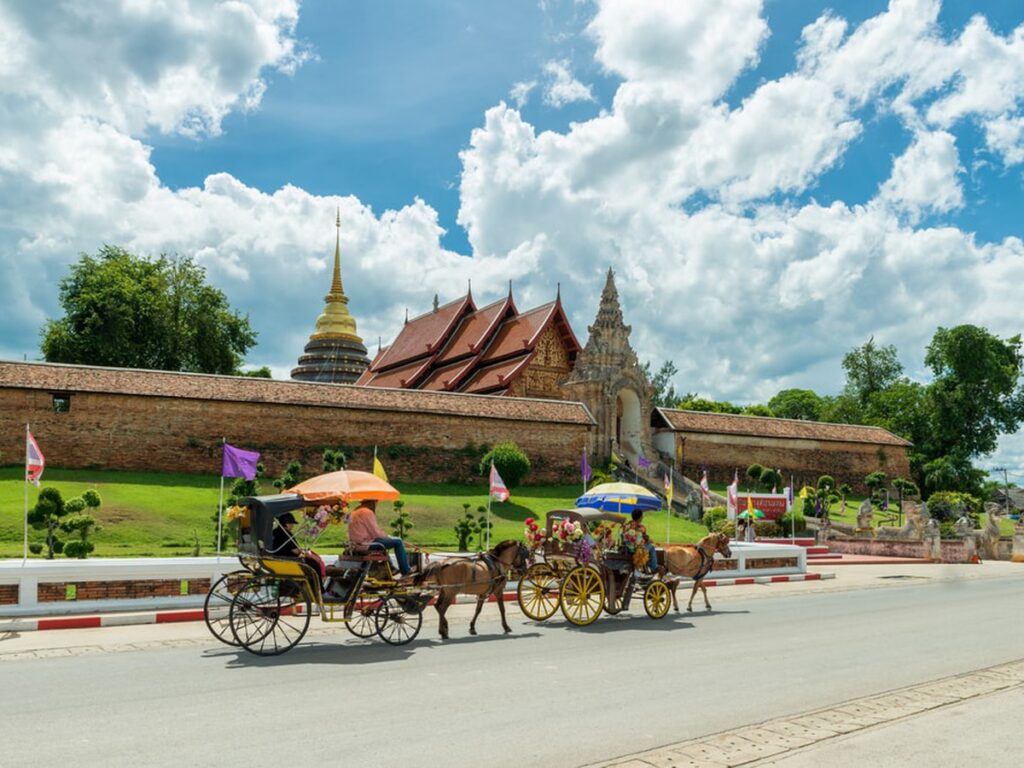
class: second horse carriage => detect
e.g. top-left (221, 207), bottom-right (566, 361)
top-left (204, 481), bottom-right (434, 656)
top-left (516, 508), bottom-right (674, 627)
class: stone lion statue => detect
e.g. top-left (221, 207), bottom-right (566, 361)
top-left (979, 502), bottom-right (1005, 559)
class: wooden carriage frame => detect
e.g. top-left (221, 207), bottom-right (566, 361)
top-left (516, 508), bottom-right (673, 627)
top-left (203, 494), bottom-right (433, 656)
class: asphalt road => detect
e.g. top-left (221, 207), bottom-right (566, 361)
top-left (1, 573), bottom-right (1022, 768)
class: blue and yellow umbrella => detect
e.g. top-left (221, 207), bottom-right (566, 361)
top-left (577, 482), bottom-right (662, 514)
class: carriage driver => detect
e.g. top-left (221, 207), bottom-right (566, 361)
top-left (269, 512), bottom-right (326, 583)
top-left (348, 499), bottom-right (414, 579)
top-left (626, 509), bottom-right (659, 575)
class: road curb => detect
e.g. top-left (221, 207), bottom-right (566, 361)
top-left (0, 572), bottom-right (835, 633)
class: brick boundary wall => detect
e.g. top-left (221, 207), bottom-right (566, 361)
top-left (36, 578), bottom-right (212, 602)
top-left (1, 387), bottom-right (592, 483)
top-left (712, 557), bottom-right (798, 572)
top-left (0, 585), bottom-right (18, 605)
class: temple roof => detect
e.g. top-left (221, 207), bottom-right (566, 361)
top-left (654, 408), bottom-right (913, 447)
top-left (356, 288), bottom-right (580, 395)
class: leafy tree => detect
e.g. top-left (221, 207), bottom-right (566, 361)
top-left (322, 448), bottom-right (347, 473)
top-left (239, 367), bottom-right (272, 378)
top-left (923, 325), bottom-right (1024, 459)
top-left (842, 337), bottom-right (903, 406)
top-left (746, 464), bottom-right (764, 489)
top-left (817, 475), bottom-right (835, 491)
top-left (41, 246), bottom-right (257, 374)
top-left (922, 455), bottom-right (985, 496)
top-left (642, 360), bottom-right (683, 408)
top-left (59, 490), bottom-right (102, 559)
top-left (759, 467), bottom-right (782, 490)
top-left (480, 441), bottom-right (531, 489)
top-left (390, 499), bottom-right (413, 538)
top-left (702, 506), bottom-right (727, 531)
top-left (768, 389), bottom-right (824, 421)
top-left (677, 397), bottom-right (744, 414)
top-left (741, 404), bottom-right (774, 417)
top-left (837, 483), bottom-right (853, 516)
top-left (864, 471), bottom-right (888, 509)
top-left (475, 505), bottom-right (492, 552)
top-left (272, 460), bottom-right (303, 491)
top-left (818, 394), bottom-right (864, 424)
top-left (27, 487), bottom-right (68, 558)
top-left (925, 491), bottom-right (981, 522)
top-left (453, 503), bottom-right (479, 551)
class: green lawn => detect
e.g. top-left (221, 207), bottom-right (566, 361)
top-left (1, 468), bottom-right (707, 558)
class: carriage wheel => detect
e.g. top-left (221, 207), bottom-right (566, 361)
top-left (517, 563), bottom-right (559, 621)
top-left (643, 579), bottom-right (671, 619)
top-left (374, 597), bottom-right (423, 646)
top-left (204, 570), bottom-right (251, 646)
top-left (229, 577), bottom-right (311, 656)
top-left (559, 566), bottom-right (605, 627)
top-left (345, 600), bottom-right (380, 639)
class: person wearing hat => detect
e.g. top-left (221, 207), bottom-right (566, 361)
top-left (270, 512), bottom-right (326, 583)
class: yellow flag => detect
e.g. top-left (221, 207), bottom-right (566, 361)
top-left (373, 452), bottom-right (388, 482)
top-left (610, 449), bottom-right (623, 467)
top-left (799, 486), bottom-right (809, 499)
top-left (747, 495), bottom-right (754, 514)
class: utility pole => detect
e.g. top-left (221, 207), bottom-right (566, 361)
top-left (994, 467), bottom-right (1010, 515)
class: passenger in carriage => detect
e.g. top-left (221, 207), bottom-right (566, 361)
top-left (348, 499), bottom-right (413, 578)
top-left (269, 512), bottom-right (326, 584)
top-left (625, 509), bottom-right (659, 575)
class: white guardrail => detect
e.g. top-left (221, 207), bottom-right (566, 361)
top-left (0, 543), bottom-right (806, 618)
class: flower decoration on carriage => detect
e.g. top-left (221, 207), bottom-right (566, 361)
top-left (523, 517), bottom-right (547, 549)
top-left (555, 519), bottom-right (584, 543)
top-left (225, 504), bottom-right (246, 522)
top-left (632, 545), bottom-right (650, 570)
top-left (622, 521), bottom-right (647, 551)
top-left (574, 536), bottom-right (594, 565)
top-left (591, 522), bottom-right (616, 552)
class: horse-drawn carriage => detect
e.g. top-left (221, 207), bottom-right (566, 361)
top-left (516, 508), bottom-right (674, 627)
top-left (203, 493), bottom-right (433, 656)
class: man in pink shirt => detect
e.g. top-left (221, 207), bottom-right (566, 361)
top-left (348, 499), bottom-right (412, 577)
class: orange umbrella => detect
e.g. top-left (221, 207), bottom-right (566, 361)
top-left (286, 470), bottom-right (400, 503)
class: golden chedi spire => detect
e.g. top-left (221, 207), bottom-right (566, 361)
top-left (290, 210), bottom-right (370, 384)
top-left (312, 209), bottom-right (360, 341)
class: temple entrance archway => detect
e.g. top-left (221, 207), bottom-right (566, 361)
top-left (616, 388), bottom-right (643, 459)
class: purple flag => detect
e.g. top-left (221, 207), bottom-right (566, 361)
top-left (637, 454), bottom-right (651, 470)
top-left (223, 443), bottom-right (259, 480)
top-left (581, 449), bottom-right (591, 483)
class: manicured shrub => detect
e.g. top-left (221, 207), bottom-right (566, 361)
top-left (479, 441), bottom-right (531, 489)
top-left (703, 506), bottom-right (727, 531)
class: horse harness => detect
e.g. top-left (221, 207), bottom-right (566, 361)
top-left (693, 547), bottom-right (715, 581)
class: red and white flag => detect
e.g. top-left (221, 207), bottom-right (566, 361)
top-left (489, 462), bottom-right (510, 502)
top-left (700, 470), bottom-right (711, 500)
top-left (26, 431), bottom-right (45, 487)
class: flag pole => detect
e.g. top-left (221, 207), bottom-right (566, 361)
top-left (485, 491), bottom-right (492, 552)
top-left (217, 437), bottom-right (226, 559)
top-left (23, 423), bottom-right (30, 562)
top-left (790, 474), bottom-right (795, 544)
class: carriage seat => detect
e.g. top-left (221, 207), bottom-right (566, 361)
top-left (602, 551), bottom-right (633, 572)
top-left (341, 542), bottom-right (389, 562)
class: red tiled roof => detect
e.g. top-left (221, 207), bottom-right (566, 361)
top-left (355, 358), bottom-right (432, 389)
top-left (480, 302), bottom-right (556, 363)
top-left (418, 359), bottom-right (477, 391)
top-left (435, 297), bottom-right (514, 365)
top-left (656, 408), bottom-right (912, 447)
top-left (460, 356), bottom-right (532, 394)
top-left (0, 361), bottom-right (596, 425)
top-left (368, 294), bottom-right (474, 372)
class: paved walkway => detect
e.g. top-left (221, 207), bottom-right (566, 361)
top-left (588, 659), bottom-right (1024, 767)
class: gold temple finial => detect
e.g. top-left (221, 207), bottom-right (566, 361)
top-left (311, 211), bottom-right (360, 341)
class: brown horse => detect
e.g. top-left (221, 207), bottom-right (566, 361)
top-left (660, 532), bottom-right (732, 612)
top-left (416, 539), bottom-right (530, 640)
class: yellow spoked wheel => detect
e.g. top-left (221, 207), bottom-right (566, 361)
top-left (643, 579), bottom-right (671, 619)
top-left (517, 564), bottom-right (560, 621)
top-left (559, 566), bottom-right (605, 627)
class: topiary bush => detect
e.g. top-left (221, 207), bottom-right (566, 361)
top-left (927, 491), bottom-right (981, 522)
top-left (778, 510), bottom-right (807, 535)
top-left (702, 506), bottom-right (727, 531)
top-left (479, 441), bottom-right (531, 489)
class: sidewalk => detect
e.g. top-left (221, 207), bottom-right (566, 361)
top-left (589, 658), bottom-right (1024, 768)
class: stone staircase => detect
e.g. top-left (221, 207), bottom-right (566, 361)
top-left (759, 537), bottom-right (844, 561)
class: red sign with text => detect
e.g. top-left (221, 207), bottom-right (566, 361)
top-left (736, 494), bottom-right (790, 520)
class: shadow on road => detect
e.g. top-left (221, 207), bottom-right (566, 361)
top-left (214, 627), bottom-right (545, 667)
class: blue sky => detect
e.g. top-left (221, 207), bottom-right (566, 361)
top-left (1, 0), bottom-right (1023, 471)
